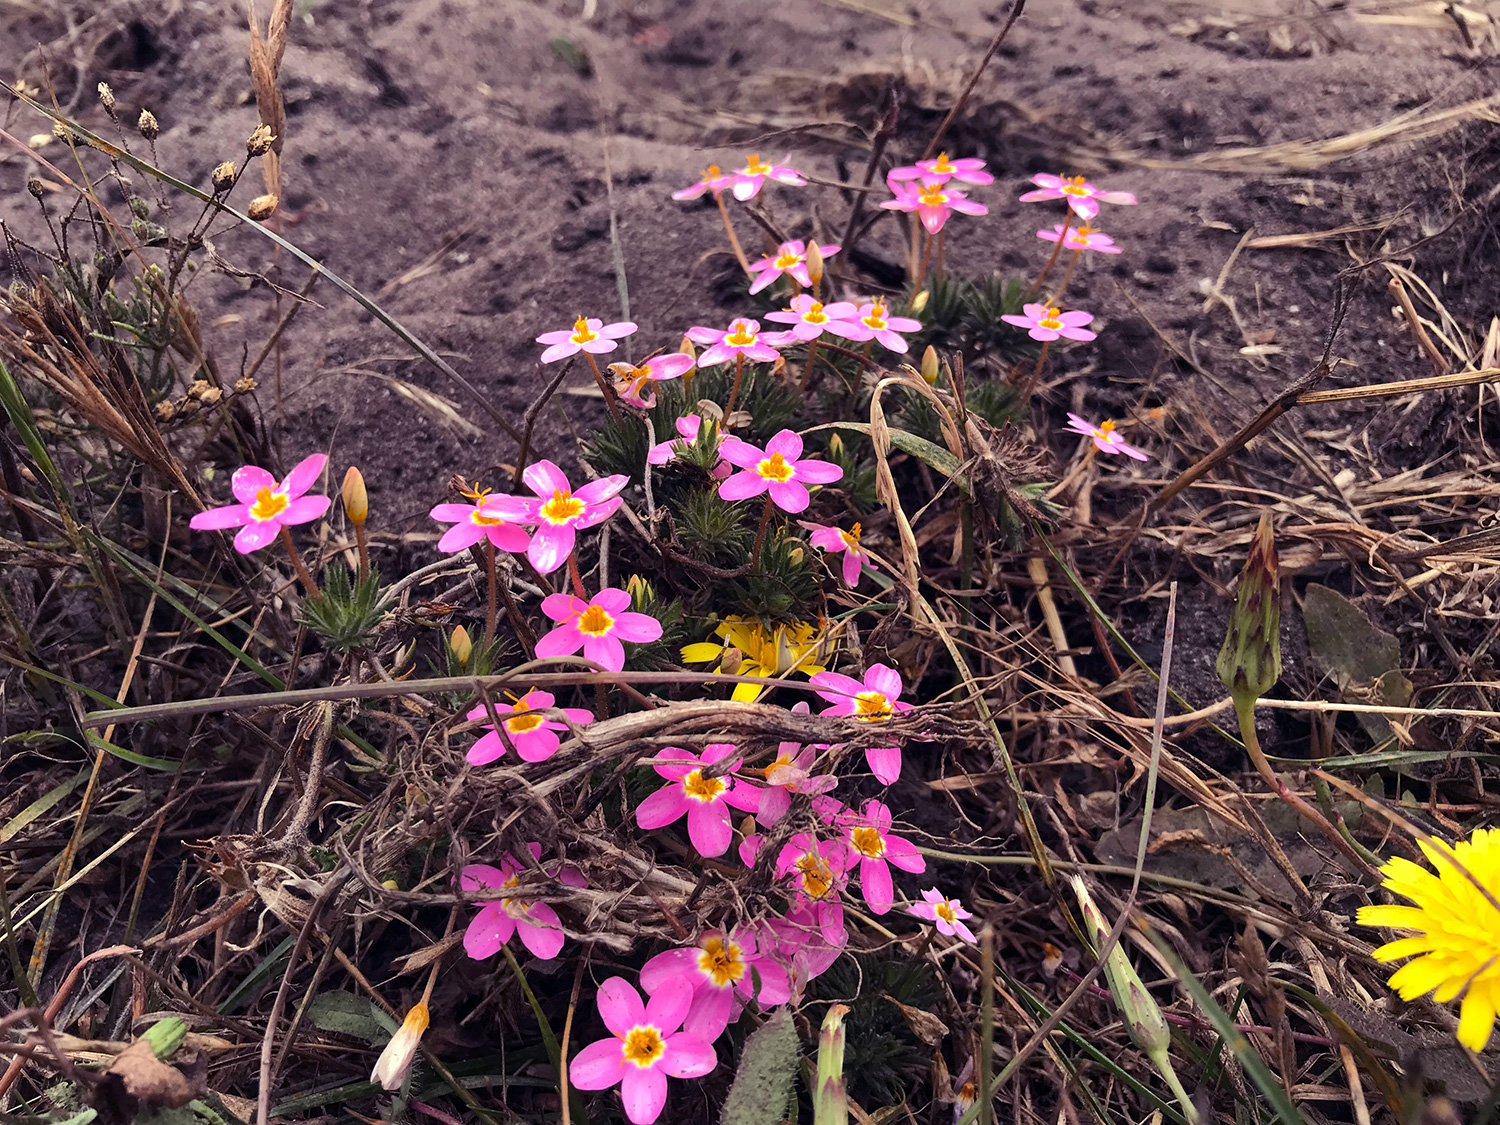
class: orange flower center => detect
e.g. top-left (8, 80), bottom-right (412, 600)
top-left (1098, 420), bottom-right (1117, 438)
top-left (470, 506), bottom-right (507, 527)
top-left (703, 165), bottom-right (722, 180)
top-left (761, 750), bottom-right (795, 779)
top-left (682, 768), bottom-right (726, 803)
top-left (934, 901), bottom-right (958, 924)
top-left (569, 318), bottom-right (598, 345)
top-left (850, 826), bottom-right (885, 858)
top-left (249, 487), bottom-right (289, 522)
top-left (802, 301), bottom-right (828, 324)
top-left (505, 698), bottom-right (546, 734)
top-left (774, 249), bottom-right (803, 269)
top-left (918, 184), bottom-right (949, 206)
top-left (797, 852), bottom-right (834, 899)
top-left (622, 1026), bottom-right (666, 1068)
top-left (861, 303), bottom-right (888, 330)
top-left (757, 452), bottom-right (795, 483)
top-left (540, 489), bottom-right (585, 525)
top-left (744, 154), bottom-right (771, 175)
top-left (1061, 176), bottom-right (1090, 196)
top-left (839, 523), bottom-right (862, 552)
top-left (1037, 308), bottom-right (1063, 330)
top-left (577, 605), bottom-right (615, 637)
top-left (697, 936), bottom-right (746, 987)
top-left (854, 690), bottom-right (893, 720)
top-left (725, 323), bottom-right (758, 347)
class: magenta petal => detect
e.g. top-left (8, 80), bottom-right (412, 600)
top-left (190, 503), bottom-right (251, 530)
top-left (765, 430), bottom-right (803, 460)
top-left (281, 454), bottom-right (327, 499)
top-left (765, 479), bottom-right (808, 514)
top-left (523, 459), bottom-right (570, 498)
top-left (866, 745), bottom-right (902, 785)
top-left (613, 610), bottom-right (663, 644)
top-left (535, 622), bottom-right (585, 660)
top-left (513, 727), bottom-right (562, 763)
top-left (697, 343), bottom-right (735, 367)
top-left (841, 551), bottom-right (862, 586)
top-left (463, 902), bottom-right (515, 960)
top-left (581, 632), bottom-right (626, 672)
top-left (539, 342), bottom-right (577, 363)
top-left (640, 948), bottom-right (700, 995)
top-left (811, 671), bottom-right (864, 703)
top-left (861, 857), bottom-right (894, 914)
top-left (793, 460), bottom-right (843, 485)
top-left (528, 523), bottom-right (575, 575)
top-left (865, 664), bottom-right (903, 700)
top-left (620, 1065), bottom-right (668, 1125)
top-left (576, 475), bottom-right (629, 505)
top-left (598, 976), bottom-right (647, 1037)
top-left (516, 903), bottom-right (566, 959)
top-left (683, 984), bottom-right (734, 1043)
top-left (230, 465), bottom-right (276, 503)
top-left (279, 494), bottom-right (331, 525)
top-left (720, 440), bottom-right (765, 468)
top-left (660, 1032), bottom-right (718, 1078)
top-left (637, 785), bottom-right (689, 830)
top-left (593, 587), bottom-right (632, 613)
top-left (460, 864), bottom-right (507, 892)
top-left (542, 592), bottom-right (588, 622)
top-left (485, 523), bottom-right (532, 553)
top-left (884, 837), bottom-right (926, 872)
top-left (570, 1038), bottom-right (626, 1091)
top-left (644, 975), bottom-right (694, 1034)
top-left (467, 730), bottom-right (507, 765)
top-left (232, 521), bottom-right (280, 553)
top-left (687, 804), bottom-right (732, 857)
top-left (718, 471), bottom-right (768, 502)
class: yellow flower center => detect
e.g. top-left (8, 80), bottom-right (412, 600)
top-left (1061, 176), bottom-right (1090, 197)
top-left (539, 489), bottom-right (585, 525)
top-left (682, 768), bottom-right (726, 803)
top-left (918, 184), bottom-right (949, 206)
top-left (621, 365), bottom-right (654, 395)
top-left (930, 152), bottom-right (955, 173)
top-left (854, 690), bottom-right (893, 720)
top-left (725, 323), bottom-right (758, 347)
top-left (861, 303), bottom-right (888, 330)
top-left (756, 452), bottom-right (795, 483)
top-left (803, 301), bottom-right (828, 324)
top-left (505, 699), bottom-right (546, 734)
top-left (470, 507), bottom-right (507, 527)
top-left (839, 523), bottom-right (862, 552)
top-left (850, 826), bottom-right (885, 859)
top-left (622, 1026), bottom-right (666, 1068)
top-left (249, 487), bottom-right (290, 522)
top-left (1075, 225), bottom-right (1097, 238)
top-left (703, 164), bottom-right (722, 180)
top-left (934, 901), bottom-right (957, 924)
top-left (1037, 308), bottom-right (1063, 330)
top-left (577, 605), bottom-right (615, 637)
top-left (744, 154), bottom-right (771, 175)
top-left (697, 936), bottom-right (746, 987)
top-left (569, 317), bottom-right (598, 345)
top-left (761, 751), bottom-right (794, 779)
top-left (797, 852), bottom-right (834, 899)
top-left (774, 249), bottom-right (803, 269)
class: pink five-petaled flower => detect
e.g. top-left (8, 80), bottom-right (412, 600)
top-left (1018, 173), bottom-right (1138, 221)
top-left (570, 977), bottom-right (716, 1125)
top-left (636, 744), bottom-right (757, 858)
top-left (763, 905), bottom-right (845, 986)
top-left (610, 353), bottom-right (697, 409)
top-left (745, 240), bottom-right (841, 296)
top-left (536, 317), bottom-right (638, 364)
top-left (763, 295), bottom-right (870, 344)
top-left (685, 318), bottom-right (782, 366)
top-left (731, 153), bottom-right (807, 201)
top-left (671, 164), bottom-right (739, 201)
top-left (1064, 414), bottom-right (1149, 461)
top-left (852, 299), bottom-right (922, 353)
top-left (429, 491), bottom-right (531, 555)
top-left (645, 414), bottom-right (737, 480)
top-left (460, 845), bottom-right (587, 961)
top-left (836, 799), bottom-right (926, 915)
top-left (910, 887), bottom-right (977, 943)
top-left (811, 663), bottom-right (912, 785)
top-left (743, 701), bottom-right (837, 827)
top-left (640, 929), bottom-right (791, 1042)
top-left (536, 588), bottom-right (663, 673)
top-left (464, 688), bottom-right (594, 765)
top-left (507, 460), bottom-right (628, 575)
top-left (879, 176), bottom-right (988, 235)
top-left (189, 454), bottom-right (331, 554)
top-left (775, 833), bottom-right (851, 946)
top-left (719, 429), bottom-right (843, 515)
top-left (1001, 302), bottom-right (1097, 343)
top-left (888, 152), bottom-right (993, 186)
top-left (1036, 223), bottom-right (1122, 254)
top-left (805, 521), bottom-right (877, 587)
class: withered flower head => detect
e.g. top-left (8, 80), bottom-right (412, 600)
top-left (1216, 510), bottom-right (1281, 707)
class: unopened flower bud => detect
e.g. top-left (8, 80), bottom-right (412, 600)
top-left (788, 547), bottom-right (804, 566)
top-left (449, 625), bottom-right (472, 668)
top-left (342, 467), bottom-right (368, 525)
top-left (26, 177), bottom-right (45, 201)
top-left (625, 574), bottom-right (653, 605)
top-left (97, 83), bottom-right (117, 118)
top-left (127, 196), bottom-right (150, 220)
top-left (371, 1003), bottom-right (429, 1092)
top-left (246, 124), bottom-right (275, 157)
top-left (910, 289), bottom-right (930, 314)
top-left (137, 109), bottom-right (159, 140)
top-left (920, 344), bottom-right (940, 385)
top-left (211, 161), bottom-right (237, 192)
top-left (815, 1004), bottom-right (848, 1125)
top-left (381, 877), bottom-right (401, 890)
top-left (141, 1017), bottom-right (187, 1060)
top-left (805, 241), bottom-right (825, 287)
top-left (246, 194), bottom-right (279, 221)
top-left (720, 646), bottom-right (743, 676)
top-left (828, 433), bottom-right (844, 459)
top-left (1216, 511), bottom-right (1281, 709)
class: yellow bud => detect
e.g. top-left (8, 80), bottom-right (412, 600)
top-left (381, 877), bottom-right (400, 890)
top-left (371, 1003), bottom-right (429, 1092)
top-left (920, 344), bottom-right (940, 385)
top-left (828, 433), bottom-right (844, 459)
top-left (788, 547), bottom-right (804, 566)
top-left (450, 625), bottom-right (472, 668)
top-left (720, 646), bottom-right (743, 676)
top-left (679, 335), bottom-right (697, 379)
top-left (246, 194), bottom-right (279, 221)
top-left (342, 466), bottom-right (368, 525)
top-left (137, 109), bottom-right (159, 140)
top-left (910, 289), bottom-right (930, 314)
top-left (805, 241), bottom-right (825, 287)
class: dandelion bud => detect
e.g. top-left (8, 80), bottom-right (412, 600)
top-left (246, 194), bottom-right (279, 221)
top-left (920, 344), bottom-right (940, 385)
top-left (342, 467), bottom-right (369, 525)
top-left (815, 1004), bottom-right (848, 1125)
top-left (449, 625), bottom-right (472, 669)
top-left (371, 1003), bottom-right (429, 1092)
top-left (720, 646), bottom-right (743, 676)
top-left (26, 177), bottom-right (45, 201)
top-left (805, 241), bottom-right (825, 287)
top-left (97, 82), bottom-right (117, 118)
top-left (910, 289), bottom-right (930, 314)
top-left (211, 161), bottom-right (237, 193)
top-left (246, 124), bottom-right (276, 156)
top-left (1216, 511), bottom-right (1281, 711)
top-left (137, 109), bottom-right (159, 140)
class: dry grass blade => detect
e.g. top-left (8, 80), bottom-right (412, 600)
top-left (246, 0), bottom-right (294, 200)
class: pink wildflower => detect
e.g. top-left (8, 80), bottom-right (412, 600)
top-left (805, 521), bottom-right (876, 587)
top-left (645, 414), bottom-right (737, 480)
top-left (1064, 414), bottom-right (1149, 461)
top-left (1001, 302), bottom-right (1097, 343)
top-left (640, 928), bottom-right (791, 1042)
top-left (879, 177), bottom-right (987, 235)
top-left (189, 454), bottom-right (330, 554)
top-left (1036, 223), bottom-right (1122, 254)
top-left (671, 164), bottom-right (739, 201)
top-left (811, 663), bottom-right (912, 785)
top-left (740, 701), bottom-right (838, 827)
top-left (461, 845), bottom-right (587, 961)
top-left (763, 295), bottom-right (870, 344)
top-left (570, 976), bottom-right (716, 1125)
top-left (745, 240), bottom-right (841, 295)
top-left (610, 353), bottom-right (697, 409)
top-left (536, 317), bottom-right (638, 364)
top-left (536, 587), bottom-right (662, 673)
top-left (888, 152), bottom-right (993, 186)
top-left (685, 318), bottom-right (782, 366)
top-left (464, 688), bottom-right (593, 765)
top-left (910, 887), bottom-right (977, 943)
top-left (731, 153), bottom-right (807, 201)
top-left (762, 906), bottom-right (845, 986)
top-left (429, 492), bottom-right (531, 555)
top-left (636, 744), bottom-right (757, 858)
top-left (775, 833), bottom-right (851, 946)
top-left (718, 429), bottom-right (843, 514)
top-left (851, 299), bottom-right (922, 353)
top-left (1019, 173), bottom-right (1137, 221)
top-left (836, 799), bottom-right (926, 915)
top-left (507, 460), bottom-right (628, 575)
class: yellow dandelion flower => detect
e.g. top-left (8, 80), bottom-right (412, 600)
top-left (681, 616), bottom-right (828, 701)
top-left (1357, 827), bottom-right (1500, 1052)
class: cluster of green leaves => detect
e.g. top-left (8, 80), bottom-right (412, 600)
top-left (914, 273), bottom-right (1035, 364)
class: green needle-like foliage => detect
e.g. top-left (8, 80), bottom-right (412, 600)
top-left (299, 564), bottom-right (385, 653)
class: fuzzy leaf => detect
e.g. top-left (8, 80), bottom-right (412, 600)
top-left (720, 1006), bottom-right (799, 1125)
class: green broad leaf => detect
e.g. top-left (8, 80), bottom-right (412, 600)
top-left (305, 991), bottom-right (389, 1045)
top-left (812, 421), bottom-right (970, 495)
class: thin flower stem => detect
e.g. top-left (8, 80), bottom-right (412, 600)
top-left (751, 493), bottom-right (775, 561)
top-left (936, 228), bottom-right (946, 279)
top-left (354, 522), bottom-right (369, 579)
top-left (715, 191), bottom-right (753, 275)
top-left (1047, 248), bottom-right (1083, 306)
top-left (582, 353), bottom-right (623, 422)
top-left (1030, 209), bottom-right (1073, 295)
top-left (908, 214), bottom-right (921, 281)
top-left (279, 526), bottom-right (320, 597)
top-left (799, 339), bottom-right (819, 393)
top-left (484, 541), bottom-right (498, 646)
top-left (566, 552), bottom-right (588, 600)
top-left (1018, 339), bottom-right (1050, 401)
top-left (725, 351), bottom-right (746, 423)
top-left (917, 229), bottom-right (935, 284)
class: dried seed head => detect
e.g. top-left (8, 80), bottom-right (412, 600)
top-left (187, 379), bottom-right (211, 399)
top-left (199, 386), bottom-right (223, 406)
top-left (233, 375), bottom-right (257, 394)
top-left (51, 122), bottom-right (76, 144)
top-left (127, 196), bottom-right (150, 220)
top-left (137, 109), bottom-right (159, 140)
top-left (449, 626), bottom-right (472, 669)
top-left (26, 177), bottom-right (45, 201)
top-left (97, 83), bottom-right (117, 118)
top-left (246, 194), bottom-right (279, 220)
top-left (342, 467), bottom-right (369, 525)
top-left (246, 124), bottom-right (275, 157)
top-left (805, 241), bottom-right (825, 287)
top-left (211, 161), bottom-right (237, 192)
top-left (920, 344), bottom-right (940, 385)
top-left (155, 399), bottom-right (177, 421)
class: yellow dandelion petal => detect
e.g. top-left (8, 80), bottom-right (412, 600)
top-left (730, 681), bottom-right (765, 703)
top-left (682, 642), bottom-right (725, 664)
top-left (1459, 980), bottom-right (1500, 1052)
top-left (1357, 904), bottom-right (1432, 933)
